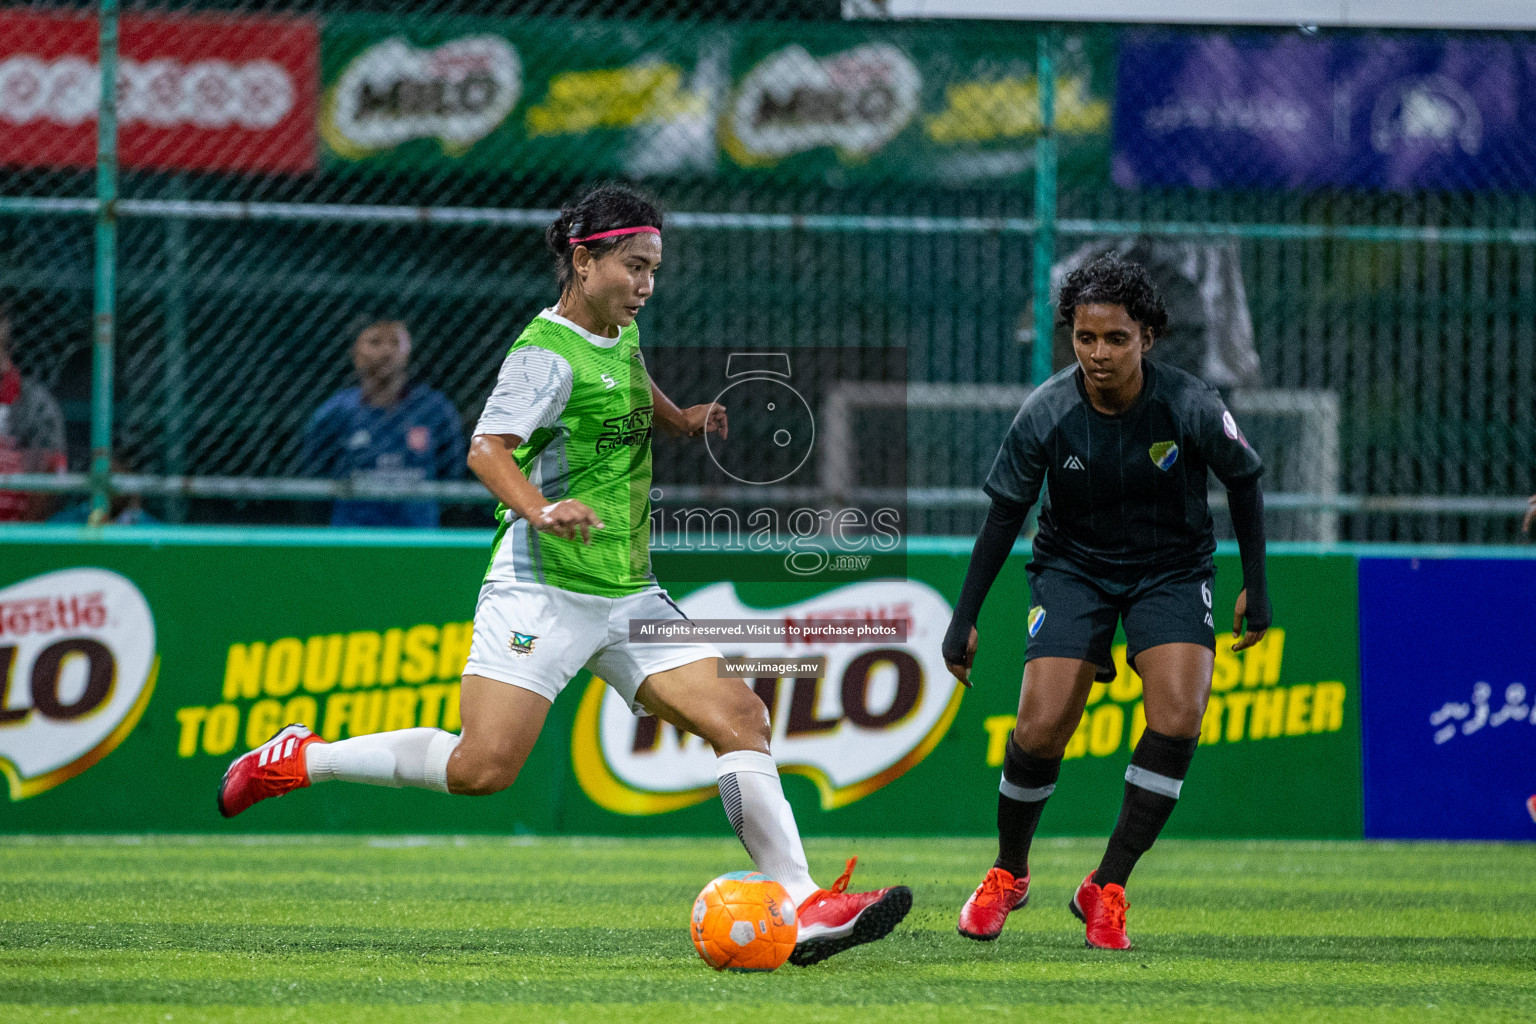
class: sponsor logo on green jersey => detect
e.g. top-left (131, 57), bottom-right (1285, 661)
top-left (595, 407), bottom-right (654, 453)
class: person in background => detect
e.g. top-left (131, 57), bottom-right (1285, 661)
top-left (1048, 237), bottom-right (1262, 392)
top-left (0, 303), bottom-right (67, 522)
top-left (301, 320), bottom-right (465, 528)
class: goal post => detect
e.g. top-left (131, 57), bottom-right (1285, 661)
top-left (819, 382), bottom-right (1343, 541)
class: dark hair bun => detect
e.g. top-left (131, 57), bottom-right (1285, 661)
top-left (544, 207), bottom-right (577, 260)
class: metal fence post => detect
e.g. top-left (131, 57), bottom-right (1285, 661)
top-left (162, 177), bottom-right (189, 523)
top-left (90, 0), bottom-right (120, 522)
top-left (1031, 28), bottom-right (1058, 387)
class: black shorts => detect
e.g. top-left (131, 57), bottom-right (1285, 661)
top-left (1023, 562), bottom-right (1216, 681)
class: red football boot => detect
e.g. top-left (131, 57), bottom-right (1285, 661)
top-left (217, 724), bottom-right (324, 818)
top-left (1069, 872), bottom-right (1132, 950)
top-left (957, 866), bottom-right (1030, 941)
top-left (789, 857), bottom-right (913, 966)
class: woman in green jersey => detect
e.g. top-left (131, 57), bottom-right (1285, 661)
top-left (218, 184), bottom-right (912, 967)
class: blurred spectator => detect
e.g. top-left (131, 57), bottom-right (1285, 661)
top-left (301, 320), bottom-right (465, 528)
top-left (0, 303), bottom-right (67, 521)
top-left (1048, 237), bottom-right (1262, 390)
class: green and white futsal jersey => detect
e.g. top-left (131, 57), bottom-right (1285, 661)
top-left (474, 308), bottom-right (654, 597)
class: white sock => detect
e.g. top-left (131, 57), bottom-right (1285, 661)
top-left (306, 728), bottom-right (459, 794)
top-left (715, 749), bottom-right (818, 906)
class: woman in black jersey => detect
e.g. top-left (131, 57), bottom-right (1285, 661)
top-left (942, 255), bottom-right (1271, 950)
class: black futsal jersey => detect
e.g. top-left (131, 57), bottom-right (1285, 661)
top-left (985, 360), bottom-right (1263, 580)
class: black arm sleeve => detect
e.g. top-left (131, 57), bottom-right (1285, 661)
top-left (1227, 478), bottom-right (1271, 632)
top-left (943, 494), bottom-right (1029, 665)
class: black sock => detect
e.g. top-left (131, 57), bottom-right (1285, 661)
top-left (1094, 729), bottom-right (1198, 889)
top-left (995, 737), bottom-right (1061, 877)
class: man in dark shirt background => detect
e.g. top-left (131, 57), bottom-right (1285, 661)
top-left (301, 320), bottom-right (465, 528)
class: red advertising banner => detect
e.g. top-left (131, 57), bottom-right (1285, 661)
top-left (0, 9), bottom-right (317, 173)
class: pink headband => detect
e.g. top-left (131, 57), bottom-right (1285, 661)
top-left (568, 225), bottom-right (660, 245)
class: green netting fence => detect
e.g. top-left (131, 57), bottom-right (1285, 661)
top-left (0, 1), bottom-right (1533, 541)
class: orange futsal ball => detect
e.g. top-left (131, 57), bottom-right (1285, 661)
top-left (690, 871), bottom-right (798, 971)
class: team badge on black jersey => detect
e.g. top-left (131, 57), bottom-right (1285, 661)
top-left (1149, 441), bottom-right (1179, 471)
top-left (1028, 606), bottom-right (1046, 637)
top-left (1222, 409), bottom-right (1251, 448)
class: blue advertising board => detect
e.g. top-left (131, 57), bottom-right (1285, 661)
top-left (1359, 558), bottom-right (1536, 840)
top-left (1114, 31), bottom-right (1536, 191)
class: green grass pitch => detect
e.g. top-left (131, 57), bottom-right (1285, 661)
top-left (1, 835), bottom-right (1531, 1023)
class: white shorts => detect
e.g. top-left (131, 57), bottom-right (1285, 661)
top-left (463, 580), bottom-right (721, 715)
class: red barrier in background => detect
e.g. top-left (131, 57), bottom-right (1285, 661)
top-left (0, 8), bottom-right (318, 173)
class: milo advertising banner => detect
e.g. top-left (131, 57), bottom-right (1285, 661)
top-left (717, 26), bottom-right (1111, 186)
top-left (572, 578), bottom-right (962, 820)
top-left (0, 533), bottom-right (1357, 837)
top-left (318, 16), bottom-right (1112, 185)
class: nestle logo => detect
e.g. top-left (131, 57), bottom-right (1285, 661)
top-left (0, 592), bottom-right (107, 639)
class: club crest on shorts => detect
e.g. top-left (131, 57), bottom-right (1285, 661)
top-left (1027, 605), bottom-right (1046, 637)
top-left (508, 631), bottom-right (537, 656)
top-left (1149, 441), bottom-right (1179, 471)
